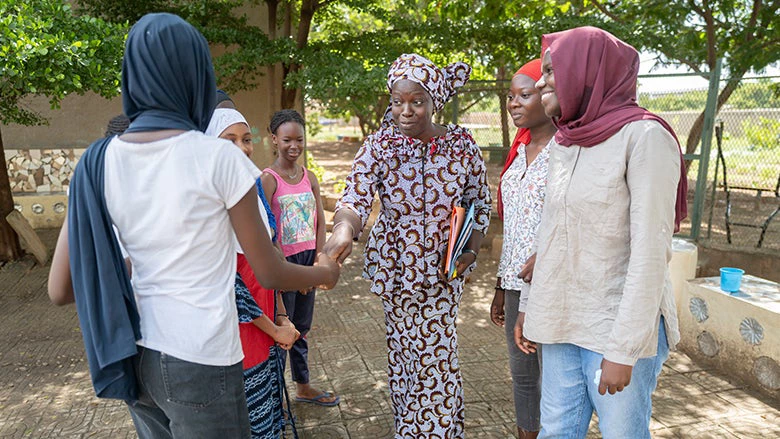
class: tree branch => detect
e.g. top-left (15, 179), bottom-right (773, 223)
top-left (743, 0), bottom-right (762, 44)
top-left (655, 49), bottom-right (704, 75)
top-left (589, 0), bottom-right (623, 22)
top-left (687, 0), bottom-right (705, 17)
top-left (700, 0), bottom-right (717, 68)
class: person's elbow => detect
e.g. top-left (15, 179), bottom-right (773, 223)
top-left (47, 271), bottom-right (75, 305)
top-left (48, 284), bottom-right (75, 305)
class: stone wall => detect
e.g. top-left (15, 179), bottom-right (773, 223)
top-left (5, 148), bottom-right (82, 194)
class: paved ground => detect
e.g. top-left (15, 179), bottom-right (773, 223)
top-left (0, 228), bottom-right (778, 438)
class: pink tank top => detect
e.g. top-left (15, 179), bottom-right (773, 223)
top-left (264, 167), bottom-right (318, 257)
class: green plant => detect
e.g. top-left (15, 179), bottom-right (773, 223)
top-left (332, 180), bottom-right (347, 195)
top-left (742, 117), bottom-right (780, 150)
top-left (306, 152), bottom-right (326, 183)
top-left (305, 112), bottom-right (323, 139)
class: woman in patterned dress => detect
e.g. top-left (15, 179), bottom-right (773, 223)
top-left (323, 53), bottom-right (491, 438)
top-left (489, 59), bottom-right (556, 439)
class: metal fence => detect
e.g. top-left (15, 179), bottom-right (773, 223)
top-left (447, 69), bottom-right (779, 252)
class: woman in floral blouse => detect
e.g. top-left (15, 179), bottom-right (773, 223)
top-left (323, 53), bottom-right (491, 438)
top-left (489, 59), bottom-right (556, 439)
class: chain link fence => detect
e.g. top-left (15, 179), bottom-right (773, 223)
top-left (448, 74), bottom-right (779, 252)
top-left (701, 78), bottom-right (780, 252)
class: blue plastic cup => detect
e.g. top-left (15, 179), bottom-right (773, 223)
top-left (719, 267), bottom-right (745, 292)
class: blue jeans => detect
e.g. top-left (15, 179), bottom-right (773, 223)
top-left (126, 347), bottom-right (250, 439)
top-left (538, 318), bottom-right (668, 439)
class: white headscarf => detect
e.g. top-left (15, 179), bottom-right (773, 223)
top-left (205, 108), bottom-right (274, 245)
top-left (205, 108), bottom-right (249, 137)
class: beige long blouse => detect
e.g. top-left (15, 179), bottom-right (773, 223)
top-left (524, 120), bottom-right (682, 366)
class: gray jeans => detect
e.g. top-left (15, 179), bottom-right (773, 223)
top-left (126, 346), bottom-right (250, 439)
top-left (504, 289), bottom-right (542, 431)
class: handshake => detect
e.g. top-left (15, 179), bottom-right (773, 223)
top-left (314, 219), bottom-right (358, 290)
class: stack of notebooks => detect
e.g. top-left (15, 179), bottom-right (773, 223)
top-left (445, 203), bottom-right (475, 280)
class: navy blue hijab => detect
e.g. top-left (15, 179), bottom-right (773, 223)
top-left (68, 13), bottom-right (216, 402)
top-left (122, 13), bottom-right (216, 132)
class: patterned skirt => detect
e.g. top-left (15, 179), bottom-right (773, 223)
top-left (382, 283), bottom-right (464, 438)
top-left (244, 346), bottom-right (284, 438)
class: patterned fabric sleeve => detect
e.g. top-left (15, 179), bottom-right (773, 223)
top-left (255, 178), bottom-right (277, 243)
top-left (462, 135), bottom-right (491, 233)
top-left (235, 273), bottom-right (263, 323)
top-left (496, 252), bottom-right (507, 279)
top-left (335, 137), bottom-right (382, 231)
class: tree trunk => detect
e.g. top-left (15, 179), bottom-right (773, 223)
top-left (684, 78), bottom-right (741, 170)
top-left (0, 126), bottom-right (24, 262)
top-left (280, 0), bottom-right (318, 109)
top-left (357, 115), bottom-right (369, 138)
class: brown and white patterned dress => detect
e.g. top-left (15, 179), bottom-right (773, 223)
top-left (337, 123), bottom-right (491, 438)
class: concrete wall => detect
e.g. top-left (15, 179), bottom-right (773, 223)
top-left (2, 94), bottom-right (123, 149)
top-left (697, 243), bottom-right (780, 283)
top-left (679, 276), bottom-right (779, 398)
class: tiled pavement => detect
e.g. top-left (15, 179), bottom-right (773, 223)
top-left (0, 229), bottom-right (778, 438)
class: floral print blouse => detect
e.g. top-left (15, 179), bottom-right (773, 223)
top-left (497, 142), bottom-right (550, 304)
top-left (337, 124), bottom-right (491, 298)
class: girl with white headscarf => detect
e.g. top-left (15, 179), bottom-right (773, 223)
top-left (206, 107), bottom-right (300, 438)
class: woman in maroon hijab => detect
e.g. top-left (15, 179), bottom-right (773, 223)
top-left (517, 27), bottom-right (686, 438)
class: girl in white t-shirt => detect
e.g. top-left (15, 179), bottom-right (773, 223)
top-left (47, 13), bottom-right (338, 439)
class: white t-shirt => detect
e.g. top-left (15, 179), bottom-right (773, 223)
top-left (234, 177), bottom-right (274, 255)
top-left (104, 131), bottom-right (261, 366)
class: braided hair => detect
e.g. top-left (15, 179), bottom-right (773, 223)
top-left (105, 114), bottom-right (130, 137)
top-left (269, 109), bottom-right (305, 135)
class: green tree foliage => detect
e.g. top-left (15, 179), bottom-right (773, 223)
top-left (78, 0), bottom-right (583, 137)
top-left (0, 0), bottom-right (127, 261)
top-left (299, 0), bottom-right (586, 138)
top-left (743, 117), bottom-right (780, 150)
top-left (577, 0), bottom-right (780, 155)
top-left (0, 0), bottom-right (126, 126)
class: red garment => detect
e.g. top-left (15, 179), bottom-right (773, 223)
top-left (542, 26), bottom-right (687, 231)
top-left (497, 128), bottom-right (531, 220)
top-left (497, 59), bottom-right (543, 220)
top-left (236, 254), bottom-right (275, 369)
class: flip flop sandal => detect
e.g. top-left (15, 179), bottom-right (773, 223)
top-left (294, 392), bottom-right (340, 407)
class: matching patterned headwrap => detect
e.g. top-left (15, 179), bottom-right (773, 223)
top-left (386, 53), bottom-right (471, 113)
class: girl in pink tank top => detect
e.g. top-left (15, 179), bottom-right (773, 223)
top-left (264, 166), bottom-right (317, 257)
top-left (259, 110), bottom-right (339, 408)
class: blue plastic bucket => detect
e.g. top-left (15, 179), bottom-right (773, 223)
top-left (719, 267), bottom-right (745, 292)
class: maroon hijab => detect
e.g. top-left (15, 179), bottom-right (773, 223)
top-left (543, 26), bottom-right (688, 231)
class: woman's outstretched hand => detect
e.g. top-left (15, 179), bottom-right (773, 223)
top-left (323, 224), bottom-right (354, 264)
top-left (315, 252), bottom-right (340, 290)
